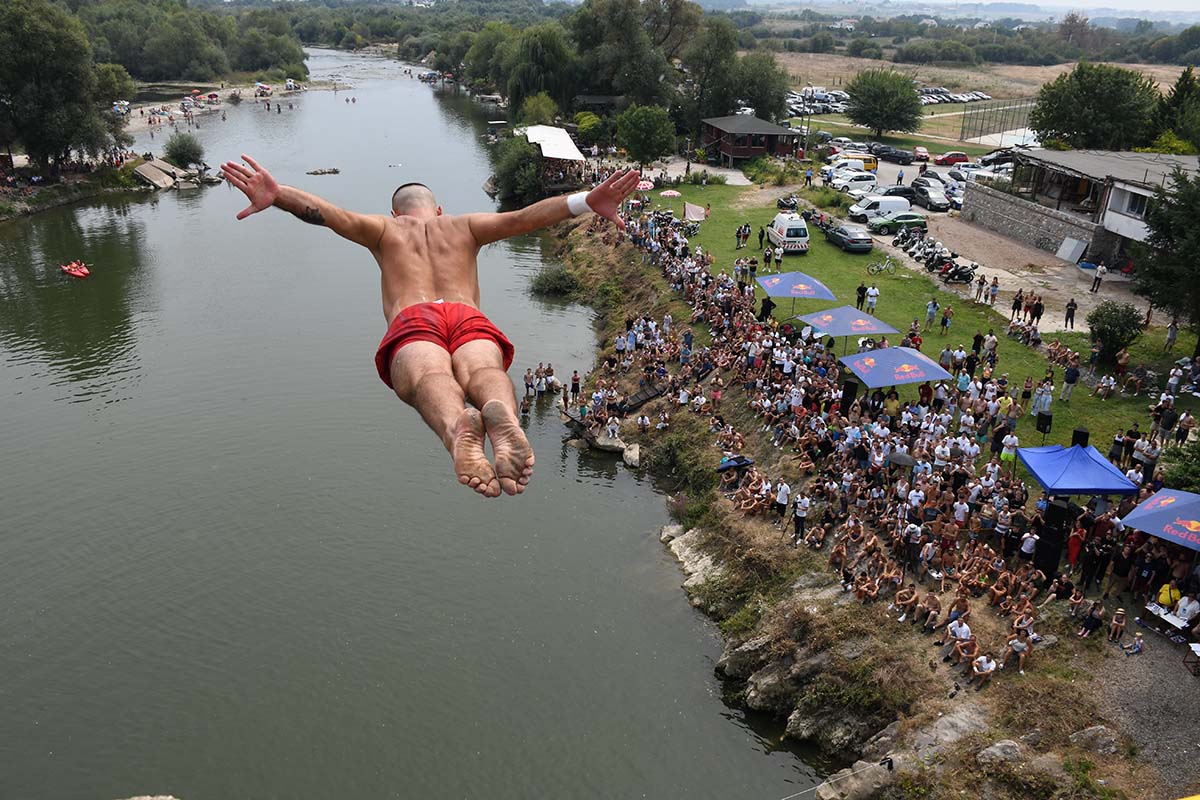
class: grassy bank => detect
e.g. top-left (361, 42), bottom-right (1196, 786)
top-left (0, 163), bottom-right (146, 224)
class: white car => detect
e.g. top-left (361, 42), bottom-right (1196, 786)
top-left (830, 136), bottom-right (853, 148)
top-left (832, 171), bottom-right (878, 193)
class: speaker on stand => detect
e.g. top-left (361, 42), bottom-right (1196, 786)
top-left (840, 379), bottom-right (860, 416)
top-left (1036, 411), bottom-right (1053, 444)
top-left (1071, 427), bottom-right (1090, 448)
top-left (1035, 498), bottom-right (1070, 576)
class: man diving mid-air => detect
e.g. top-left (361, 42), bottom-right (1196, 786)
top-left (221, 155), bottom-right (637, 498)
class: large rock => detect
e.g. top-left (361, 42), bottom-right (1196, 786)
top-left (622, 443), bottom-right (640, 467)
top-left (745, 659), bottom-right (797, 712)
top-left (909, 704), bottom-right (989, 762)
top-left (861, 720), bottom-right (903, 761)
top-left (1019, 729), bottom-right (1044, 748)
top-left (814, 759), bottom-right (897, 800)
top-left (667, 528), bottom-right (726, 589)
top-left (659, 524), bottom-right (684, 543)
top-left (976, 739), bottom-right (1023, 766)
top-left (593, 433), bottom-right (626, 453)
top-left (1069, 725), bottom-right (1119, 755)
top-left (716, 633), bottom-right (773, 679)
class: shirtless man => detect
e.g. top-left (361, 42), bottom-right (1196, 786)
top-left (220, 155), bottom-right (637, 497)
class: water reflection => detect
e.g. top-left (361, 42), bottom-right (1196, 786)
top-left (0, 198), bottom-right (154, 401)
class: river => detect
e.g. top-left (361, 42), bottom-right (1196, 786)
top-left (0, 49), bottom-right (823, 799)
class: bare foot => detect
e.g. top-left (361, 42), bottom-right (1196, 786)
top-left (452, 407), bottom-right (499, 497)
top-left (481, 399), bottom-right (535, 496)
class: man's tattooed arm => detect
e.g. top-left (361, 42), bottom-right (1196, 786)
top-left (297, 205), bottom-right (326, 226)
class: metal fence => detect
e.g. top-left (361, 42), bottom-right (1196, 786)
top-left (958, 97), bottom-right (1036, 142)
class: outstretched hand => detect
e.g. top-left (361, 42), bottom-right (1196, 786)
top-left (586, 170), bottom-right (640, 230)
top-left (221, 154), bottom-right (279, 220)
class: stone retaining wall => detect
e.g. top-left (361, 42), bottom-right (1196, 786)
top-left (961, 182), bottom-right (1119, 260)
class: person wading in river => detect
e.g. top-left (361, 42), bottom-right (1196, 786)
top-left (221, 154), bottom-right (637, 497)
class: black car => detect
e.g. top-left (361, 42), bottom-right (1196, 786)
top-left (913, 184), bottom-right (951, 212)
top-left (911, 175), bottom-right (945, 192)
top-left (877, 185), bottom-right (917, 202)
top-left (824, 224), bottom-right (874, 253)
top-left (868, 142), bottom-right (889, 155)
top-left (881, 148), bottom-right (914, 165)
top-left (814, 131), bottom-right (833, 143)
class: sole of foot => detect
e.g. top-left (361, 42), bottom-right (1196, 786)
top-left (452, 407), bottom-right (499, 498)
top-left (482, 399), bottom-right (535, 496)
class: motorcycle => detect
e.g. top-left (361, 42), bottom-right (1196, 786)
top-left (941, 261), bottom-right (978, 284)
top-left (777, 195), bottom-right (799, 211)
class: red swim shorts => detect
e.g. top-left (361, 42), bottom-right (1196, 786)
top-left (375, 302), bottom-right (514, 390)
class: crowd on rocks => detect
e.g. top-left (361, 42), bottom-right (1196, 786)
top-left (565, 199), bottom-right (1200, 689)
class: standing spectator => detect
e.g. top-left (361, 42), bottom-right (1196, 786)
top-left (763, 245), bottom-right (773, 273)
top-left (866, 284), bottom-right (880, 314)
top-left (856, 281), bottom-right (868, 311)
top-left (774, 244), bottom-right (783, 267)
top-left (924, 297), bottom-right (940, 331)
top-left (974, 274), bottom-right (987, 303)
top-left (896, 168), bottom-right (904, 185)
top-left (1165, 319), bottom-right (1178, 352)
top-left (757, 226), bottom-right (765, 249)
top-left (1060, 363), bottom-right (1080, 402)
top-left (1010, 289), bottom-right (1024, 322)
top-left (988, 277), bottom-right (1000, 306)
top-left (1064, 298), bottom-right (1078, 330)
top-left (804, 167), bottom-right (813, 187)
top-left (1090, 263), bottom-right (1107, 293)
top-left (940, 305), bottom-right (954, 335)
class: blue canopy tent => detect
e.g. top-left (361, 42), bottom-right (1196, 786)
top-left (838, 347), bottom-right (952, 389)
top-left (756, 272), bottom-right (836, 315)
top-left (1119, 489), bottom-right (1200, 553)
top-left (1015, 444), bottom-right (1138, 497)
top-left (799, 305), bottom-right (899, 353)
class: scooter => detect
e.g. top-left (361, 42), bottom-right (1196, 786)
top-left (777, 195), bottom-right (799, 211)
top-left (941, 261), bottom-right (978, 284)
top-left (892, 227), bottom-right (916, 249)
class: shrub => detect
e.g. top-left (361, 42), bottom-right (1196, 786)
top-left (494, 136), bottom-right (544, 204)
top-left (1085, 300), bottom-right (1143, 359)
top-left (164, 132), bottom-right (205, 168)
top-left (684, 170), bottom-right (726, 185)
top-left (530, 265), bottom-right (579, 297)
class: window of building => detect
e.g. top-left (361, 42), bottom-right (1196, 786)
top-left (1125, 191), bottom-right (1148, 218)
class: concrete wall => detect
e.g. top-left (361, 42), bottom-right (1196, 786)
top-left (961, 182), bottom-right (1120, 260)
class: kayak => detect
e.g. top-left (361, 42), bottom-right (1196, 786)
top-left (60, 262), bottom-right (90, 278)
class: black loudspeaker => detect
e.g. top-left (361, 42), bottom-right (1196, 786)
top-left (1072, 427), bottom-right (1090, 448)
top-left (1034, 525), bottom-right (1065, 575)
top-left (1036, 412), bottom-right (1053, 434)
top-left (840, 380), bottom-right (859, 416)
top-left (1044, 498), bottom-right (1071, 530)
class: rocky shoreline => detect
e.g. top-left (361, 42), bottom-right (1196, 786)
top-left (552, 217), bottom-right (1161, 800)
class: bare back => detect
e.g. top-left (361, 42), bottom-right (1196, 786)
top-left (374, 214), bottom-right (481, 323)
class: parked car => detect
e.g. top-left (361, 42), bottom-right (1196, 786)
top-left (831, 137), bottom-right (854, 148)
top-left (814, 131), bottom-right (833, 143)
top-left (832, 171), bottom-right (878, 193)
top-left (867, 212), bottom-right (928, 236)
top-left (913, 184), bottom-right (951, 211)
top-left (877, 185), bottom-right (917, 202)
top-left (913, 146), bottom-right (930, 161)
top-left (881, 148), bottom-right (914, 164)
top-left (824, 224), bottom-right (875, 253)
top-left (912, 172), bottom-right (946, 188)
top-left (946, 163), bottom-right (983, 182)
top-left (848, 195), bottom-right (911, 223)
top-left (935, 151), bottom-right (969, 166)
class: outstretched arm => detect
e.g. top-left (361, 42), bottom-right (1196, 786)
top-left (221, 155), bottom-right (387, 250)
top-left (466, 169), bottom-right (640, 247)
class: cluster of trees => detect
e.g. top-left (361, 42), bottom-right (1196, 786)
top-left (0, 0), bottom-right (135, 167)
top-left (754, 11), bottom-right (1200, 68)
top-left (70, 0), bottom-right (308, 82)
top-left (1030, 64), bottom-right (1200, 153)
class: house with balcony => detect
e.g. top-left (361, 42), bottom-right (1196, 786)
top-left (700, 116), bottom-right (798, 167)
top-left (961, 148), bottom-right (1199, 266)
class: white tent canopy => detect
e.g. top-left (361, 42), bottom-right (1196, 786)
top-left (518, 125), bottom-right (585, 162)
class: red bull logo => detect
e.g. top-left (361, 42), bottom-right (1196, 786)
top-left (1174, 517), bottom-right (1200, 534)
top-left (894, 363), bottom-right (926, 380)
top-left (818, 314), bottom-right (834, 324)
top-left (792, 283), bottom-right (813, 295)
top-left (765, 277), bottom-right (781, 287)
top-left (850, 318), bottom-right (874, 332)
top-left (858, 357), bottom-right (877, 369)
top-left (1143, 495), bottom-right (1177, 511)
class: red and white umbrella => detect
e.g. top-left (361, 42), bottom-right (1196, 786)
top-left (636, 180), bottom-right (654, 191)
top-left (660, 189), bottom-right (681, 197)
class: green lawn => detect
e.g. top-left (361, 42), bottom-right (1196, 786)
top-left (645, 182), bottom-right (1194, 449)
top-left (789, 118), bottom-right (993, 158)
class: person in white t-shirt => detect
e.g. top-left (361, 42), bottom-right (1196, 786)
top-left (969, 652), bottom-right (997, 689)
top-left (792, 492), bottom-right (811, 542)
top-left (1001, 432), bottom-right (1019, 473)
top-left (774, 480), bottom-right (792, 522)
top-left (865, 284), bottom-right (880, 314)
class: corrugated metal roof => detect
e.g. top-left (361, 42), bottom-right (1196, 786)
top-left (702, 115), bottom-right (795, 136)
top-left (1019, 148), bottom-right (1199, 190)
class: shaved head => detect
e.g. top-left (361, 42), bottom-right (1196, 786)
top-left (391, 182), bottom-right (438, 215)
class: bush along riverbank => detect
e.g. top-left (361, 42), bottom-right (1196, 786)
top-left (547, 216), bottom-right (1160, 800)
top-left (0, 165), bottom-right (148, 224)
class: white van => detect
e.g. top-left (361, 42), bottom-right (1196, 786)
top-left (766, 212), bottom-right (810, 254)
top-left (819, 158), bottom-right (864, 179)
top-left (832, 171), bottom-right (878, 193)
top-left (848, 195), bottom-right (911, 223)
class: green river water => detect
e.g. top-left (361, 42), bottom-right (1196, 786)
top-left (0, 49), bottom-right (824, 799)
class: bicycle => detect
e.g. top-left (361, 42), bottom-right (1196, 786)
top-left (866, 255), bottom-right (898, 275)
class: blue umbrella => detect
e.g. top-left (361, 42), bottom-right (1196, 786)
top-left (756, 271), bottom-right (836, 316)
top-left (799, 305), bottom-right (899, 338)
top-left (838, 346), bottom-right (952, 389)
top-left (1119, 489), bottom-right (1200, 552)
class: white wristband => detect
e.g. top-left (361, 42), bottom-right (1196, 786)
top-left (567, 191), bottom-right (592, 216)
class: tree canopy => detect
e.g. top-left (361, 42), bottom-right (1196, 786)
top-left (1133, 168), bottom-right (1200, 357)
top-left (845, 69), bottom-right (923, 138)
top-left (617, 103), bottom-right (675, 167)
top-left (1029, 62), bottom-right (1160, 150)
